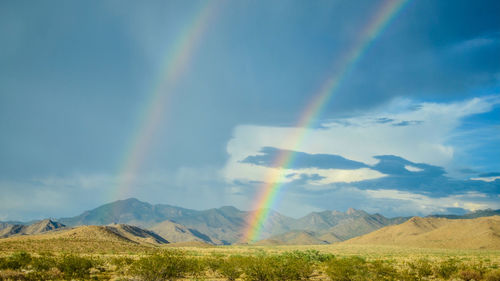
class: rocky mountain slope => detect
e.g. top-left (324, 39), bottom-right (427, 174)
top-left (150, 220), bottom-right (222, 245)
top-left (0, 219), bottom-right (65, 238)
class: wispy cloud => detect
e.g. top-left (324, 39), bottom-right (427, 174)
top-left (449, 33), bottom-right (500, 53)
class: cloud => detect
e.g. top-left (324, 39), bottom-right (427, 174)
top-left (471, 176), bottom-right (500, 182)
top-left (478, 172), bottom-right (500, 177)
top-left (223, 96), bottom-right (500, 186)
top-left (449, 33), bottom-right (500, 53)
top-left (365, 189), bottom-right (499, 213)
top-left (371, 155), bottom-right (445, 177)
top-left (220, 95), bottom-right (500, 216)
top-left (267, 183), bottom-right (500, 218)
top-left (392, 120), bottom-right (423, 127)
top-left (405, 165), bottom-right (423, 172)
top-left (241, 147), bottom-right (368, 170)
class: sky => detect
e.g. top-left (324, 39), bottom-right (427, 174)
top-left (0, 0), bottom-right (499, 221)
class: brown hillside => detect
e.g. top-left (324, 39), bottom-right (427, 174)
top-left (0, 225), bottom-right (161, 254)
top-left (150, 220), bottom-right (221, 245)
top-left (255, 230), bottom-right (329, 245)
top-left (344, 216), bottom-right (500, 249)
top-left (0, 219), bottom-right (65, 238)
top-left (318, 232), bottom-right (342, 243)
top-left (105, 224), bottom-right (168, 245)
top-left (164, 241), bottom-right (214, 248)
top-left (2, 224), bottom-right (168, 246)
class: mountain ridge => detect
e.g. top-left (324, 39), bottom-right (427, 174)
top-left (3, 198), bottom-right (499, 245)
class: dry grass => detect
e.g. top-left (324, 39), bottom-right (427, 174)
top-left (1, 233), bottom-right (500, 280)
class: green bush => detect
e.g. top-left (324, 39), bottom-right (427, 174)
top-left (110, 256), bottom-right (134, 268)
top-left (325, 256), bottom-right (369, 281)
top-left (185, 257), bottom-right (207, 279)
top-left (0, 257), bottom-right (6, 270)
top-left (241, 254), bottom-right (314, 281)
top-left (57, 254), bottom-right (94, 280)
top-left (130, 250), bottom-right (190, 281)
top-left (216, 256), bottom-right (244, 281)
top-left (31, 255), bottom-right (57, 271)
top-left (242, 255), bottom-right (275, 281)
top-left (272, 254), bottom-right (314, 281)
top-left (406, 258), bottom-right (433, 279)
top-left (433, 258), bottom-right (460, 279)
top-left (0, 252), bottom-right (32, 270)
top-left (368, 260), bottom-right (397, 281)
top-left (287, 250), bottom-right (334, 263)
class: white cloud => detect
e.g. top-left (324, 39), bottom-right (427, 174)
top-left (470, 176), bottom-right (500, 182)
top-left (223, 95), bottom-right (500, 185)
top-left (365, 189), bottom-right (498, 213)
top-left (404, 165), bottom-right (423, 172)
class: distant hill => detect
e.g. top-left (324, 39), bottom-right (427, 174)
top-left (254, 209), bottom-right (409, 245)
top-left (344, 216), bottom-right (500, 249)
top-left (255, 230), bottom-right (329, 245)
top-left (2, 224), bottom-right (168, 246)
top-left (429, 209), bottom-right (500, 219)
top-left (0, 219), bottom-right (65, 238)
top-left (289, 208), bottom-right (408, 235)
top-left (150, 220), bottom-right (222, 245)
top-left (0, 224), bottom-right (168, 253)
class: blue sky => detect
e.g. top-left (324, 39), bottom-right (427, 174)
top-left (0, 0), bottom-right (499, 221)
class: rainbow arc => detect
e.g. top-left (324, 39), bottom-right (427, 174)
top-left (241, 0), bottom-right (410, 243)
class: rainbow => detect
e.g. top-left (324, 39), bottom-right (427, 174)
top-left (114, 1), bottom-right (220, 200)
top-left (242, 0), bottom-right (410, 243)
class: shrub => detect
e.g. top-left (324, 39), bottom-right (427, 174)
top-left (287, 250), bottom-right (334, 263)
top-left (185, 257), bottom-right (207, 279)
top-left (485, 269), bottom-right (500, 281)
top-left (216, 256), bottom-right (244, 281)
top-left (369, 260), bottom-right (397, 281)
top-left (57, 254), bottom-right (94, 280)
top-left (276, 255), bottom-right (313, 280)
top-left (31, 255), bottom-right (57, 271)
top-left (242, 255), bottom-right (275, 281)
top-left (25, 269), bottom-right (63, 281)
top-left (407, 258), bottom-right (433, 279)
top-left (129, 250), bottom-right (190, 281)
top-left (0, 257), bottom-right (6, 270)
top-left (241, 253), bottom-right (314, 281)
top-left (458, 269), bottom-right (482, 281)
top-left (433, 258), bottom-right (460, 279)
top-left (0, 252), bottom-right (32, 270)
top-left (325, 256), bottom-right (369, 281)
top-left (397, 268), bottom-right (419, 281)
top-left (111, 256), bottom-right (134, 268)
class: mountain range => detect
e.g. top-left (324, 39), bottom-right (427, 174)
top-left (2, 198), bottom-right (499, 246)
top-left (56, 198), bottom-right (408, 244)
